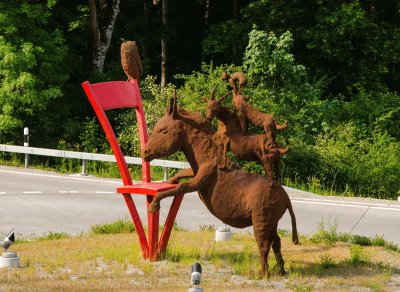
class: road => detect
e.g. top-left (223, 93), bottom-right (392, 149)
top-left (0, 166), bottom-right (399, 244)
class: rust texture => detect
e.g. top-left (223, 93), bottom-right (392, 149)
top-left (221, 72), bottom-right (288, 148)
top-left (120, 39), bottom-right (143, 80)
top-left (206, 87), bottom-right (287, 183)
top-left (142, 90), bottom-right (298, 277)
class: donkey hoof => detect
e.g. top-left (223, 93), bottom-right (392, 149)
top-left (278, 268), bottom-right (287, 276)
top-left (257, 269), bottom-right (269, 279)
top-left (149, 202), bottom-right (160, 213)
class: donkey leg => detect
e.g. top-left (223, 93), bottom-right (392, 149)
top-left (271, 225), bottom-right (286, 275)
top-left (149, 163), bottom-right (215, 212)
top-left (252, 211), bottom-right (274, 277)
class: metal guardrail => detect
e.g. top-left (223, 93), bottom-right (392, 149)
top-left (0, 144), bottom-right (190, 177)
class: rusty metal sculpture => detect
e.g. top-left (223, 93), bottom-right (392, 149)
top-left (221, 72), bottom-right (288, 147)
top-left (142, 91), bottom-right (298, 277)
top-left (120, 39), bottom-right (143, 80)
top-left (206, 88), bottom-right (288, 182)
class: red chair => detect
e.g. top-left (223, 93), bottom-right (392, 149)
top-left (82, 79), bottom-right (184, 260)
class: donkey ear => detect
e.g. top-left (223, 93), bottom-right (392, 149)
top-left (167, 89), bottom-right (178, 119)
top-left (218, 91), bottom-right (229, 102)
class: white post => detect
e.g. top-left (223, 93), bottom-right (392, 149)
top-left (81, 160), bottom-right (88, 176)
top-left (163, 167), bottom-right (168, 181)
top-left (24, 127), bottom-right (29, 168)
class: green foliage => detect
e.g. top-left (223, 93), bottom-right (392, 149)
top-left (37, 231), bottom-right (70, 241)
top-left (0, 1), bottom-right (68, 144)
top-left (346, 245), bottom-right (368, 266)
top-left (90, 218), bottom-right (135, 235)
top-left (307, 219), bottom-right (400, 253)
top-left (175, 62), bottom-right (242, 115)
top-left (309, 218), bottom-right (349, 245)
top-left (319, 254), bottom-right (337, 269)
top-left (314, 123), bottom-right (400, 199)
top-left (202, 20), bottom-right (250, 65)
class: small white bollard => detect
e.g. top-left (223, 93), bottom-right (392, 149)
top-left (0, 252), bottom-right (20, 268)
top-left (215, 225), bottom-right (232, 242)
top-left (24, 127), bottom-right (29, 168)
top-left (398, 196), bottom-right (400, 202)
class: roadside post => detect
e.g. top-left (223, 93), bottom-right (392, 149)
top-left (24, 127), bottom-right (29, 168)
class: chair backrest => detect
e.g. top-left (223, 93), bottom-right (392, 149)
top-left (81, 80), bottom-right (151, 185)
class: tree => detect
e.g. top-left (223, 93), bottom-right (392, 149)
top-left (153, 0), bottom-right (168, 87)
top-left (88, 0), bottom-right (120, 72)
top-left (0, 1), bottom-right (68, 144)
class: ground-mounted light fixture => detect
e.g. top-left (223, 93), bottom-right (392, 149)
top-left (0, 229), bottom-right (20, 268)
top-left (188, 262), bottom-right (203, 292)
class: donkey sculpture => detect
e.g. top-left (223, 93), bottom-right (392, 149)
top-left (206, 88), bottom-right (288, 182)
top-left (221, 72), bottom-right (288, 147)
top-left (142, 91), bottom-right (298, 277)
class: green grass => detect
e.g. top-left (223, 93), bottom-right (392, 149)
top-left (308, 218), bottom-right (400, 253)
top-left (2, 224), bottom-right (398, 291)
top-left (90, 218), bottom-right (136, 234)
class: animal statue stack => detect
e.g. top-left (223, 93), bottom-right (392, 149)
top-left (216, 72), bottom-right (289, 183)
top-left (118, 43), bottom-right (298, 276)
top-left (142, 90), bottom-right (299, 278)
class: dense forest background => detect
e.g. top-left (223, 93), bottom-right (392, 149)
top-left (0, 0), bottom-right (399, 199)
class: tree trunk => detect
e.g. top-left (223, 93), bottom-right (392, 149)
top-left (204, 0), bottom-right (211, 37)
top-left (142, 0), bottom-right (150, 60)
top-left (89, 0), bottom-right (121, 73)
top-left (160, 0), bottom-right (168, 87)
top-left (233, 0), bottom-right (239, 19)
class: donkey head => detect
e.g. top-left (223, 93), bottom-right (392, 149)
top-left (142, 90), bottom-right (184, 162)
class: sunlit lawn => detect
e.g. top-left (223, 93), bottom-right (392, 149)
top-left (0, 229), bottom-right (399, 291)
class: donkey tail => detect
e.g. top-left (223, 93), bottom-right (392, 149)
top-left (287, 199), bottom-right (299, 244)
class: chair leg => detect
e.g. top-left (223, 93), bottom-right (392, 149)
top-left (147, 195), bottom-right (160, 261)
top-left (158, 194), bottom-right (184, 257)
top-left (122, 194), bottom-right (149, 258)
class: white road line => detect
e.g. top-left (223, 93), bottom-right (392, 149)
top-left (371, 206), bottom-right (400, 212)
top-left (0, 192), bottom-right (6, 194)
top-left (0, 169), bottom-right (120, 184)
top-left (292, 200), bottom-right (367, 208)
top-left (23, 191), bottom-right (43, 194)
top-left (292, 199), bottom-right (400, 211)
top-left (95, 191), bottom-right (115, 194)
top-left (291, 196), bottom-right (399, 209)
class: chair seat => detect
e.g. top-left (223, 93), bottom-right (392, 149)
top-left (117, 182), bottom-right (177, 196)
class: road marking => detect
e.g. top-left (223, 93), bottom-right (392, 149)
top-left (291, 196), bottom-right (400, 208)
top-left (95, 191), bottom-right (115, 194)
top-left (371, 206), bottom-right (400, 212)
top-left (23, 191), bottom-right (43, 194)
top-left (292, 199), bottom-right (400, 211)
top-left (59, 191), bottom-right (79, 194)
top-left (0, 169), bottom-right (120, 184)
top-left (0, 192), bottom-right (6, 194)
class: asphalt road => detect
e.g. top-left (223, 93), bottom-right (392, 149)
top-left (0, 166), bottom-right (399, 245)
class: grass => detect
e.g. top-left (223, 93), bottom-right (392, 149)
top-left (1, 220), bottom-right (399, 291)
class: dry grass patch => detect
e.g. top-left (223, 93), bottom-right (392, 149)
top-left (0, 231), bottom-right (398, 291)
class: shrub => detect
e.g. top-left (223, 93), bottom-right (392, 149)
top-left (90, 218), bottom-right (135, 235)
top-left (346, 245), bottom-right (368, 266)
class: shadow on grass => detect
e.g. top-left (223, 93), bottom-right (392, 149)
top-left (288, 259), bottom-right (400, 279)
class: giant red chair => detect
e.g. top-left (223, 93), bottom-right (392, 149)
top-left (82, 79), bottom-right (183, 260)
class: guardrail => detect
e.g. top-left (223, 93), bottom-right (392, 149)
top-left (0, 144), bottom-right (190, 179)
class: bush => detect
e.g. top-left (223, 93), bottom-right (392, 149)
top-left (90, 218), bottom-right (135, 235)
